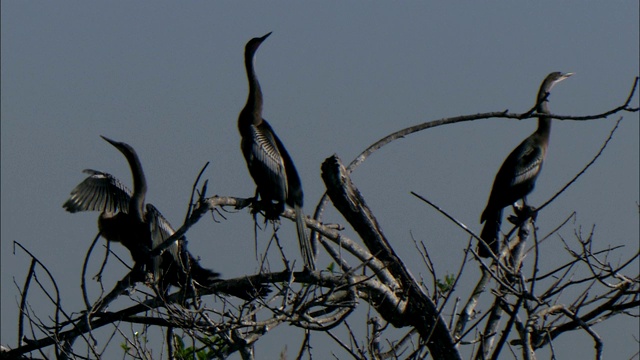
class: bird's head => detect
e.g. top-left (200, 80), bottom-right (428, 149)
top-left (245, 32), bottom-right (272, 59)
top-left (101, 136), bottom-right (137, 159)
top-left (544, 71), bottom-right (574, 92)
top-left (536, 72), bottom-right (573, 106)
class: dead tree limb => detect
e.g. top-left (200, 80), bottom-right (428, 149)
top-left (321, 154), bottom-right (461, 360)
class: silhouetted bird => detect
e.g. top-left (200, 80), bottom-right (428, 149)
top-left (479, 72), bottom-right (573, 258)
top-left (238, 32), bottom-right (315, 270)
top-left (64, 136), bottom-right (264, 299)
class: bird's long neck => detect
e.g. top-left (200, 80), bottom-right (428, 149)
top-left (535, 90), bottom-right (552, 143)
top-left (241, 52), bottom-right (263, 127)
top-left (124, 150), bottom-right (147, 221)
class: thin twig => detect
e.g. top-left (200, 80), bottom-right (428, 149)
top-left (184, 162), bottom-right (209, 222)
top-left (18, 259), bottom-right (37, 348)
top-left (536, 118), bottom-right (622, 213)
top-left (81, 233), bottom-right (102, 311)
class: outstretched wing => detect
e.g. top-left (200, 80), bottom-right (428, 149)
top-left (63, 169), bottom-right (131, 214)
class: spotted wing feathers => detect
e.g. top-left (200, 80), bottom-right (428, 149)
top-left (146, 203), bottom-right (181, 267)
top-left (245, 120), bottom-right (288, 200)
top-left (510, 142), bottom-right (544, 187)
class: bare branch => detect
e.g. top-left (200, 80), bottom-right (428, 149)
top-left (81, 233), bottom-right (102, 311)
top-left (310, 76), bottom-right (637, 254)
top-left (454, 268), bottom-right (491, 341)
top-left (536, 118), bottom-right (622, 213)
top-left (348, 77), bottom-right (637, 174)
top-left (6, 77), bottom-right (638, 359)
top-left (17, 259), bottom-right (37, 349)
top-left (184, 161), bottom-right (209, 222)
top-left (321, 154), bottom-right (461, 360)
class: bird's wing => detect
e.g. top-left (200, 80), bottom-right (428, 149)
top-left (146, 204), bottom-right (181, 258)
top-left (245, 119), bottom-right (288, 198)
top-left (63, 169), bottom-right (132, 214)
top-left (146, 203), bottom-right (182, 276)
top-left (270, 127), bottom-right (304, 206)
top-left (481, 137), bottom-right (545, 220)
top-left (511, 141), bottom-right (544, 187)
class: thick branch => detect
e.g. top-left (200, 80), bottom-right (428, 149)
top-left (321, 154), bottom-right (461, 360)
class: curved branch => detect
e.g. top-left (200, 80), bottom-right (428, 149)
top-left (347, 77), bottom-right (638, 173)
top-left (311, 76), bottom-right (638, 232)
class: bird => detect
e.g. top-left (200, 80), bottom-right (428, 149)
top-left (63, 136), bottom-right (264, 299)
top-left (478, 72), bottom-right (573, 258)
top-left (237, 32), bottom-right (316, 270)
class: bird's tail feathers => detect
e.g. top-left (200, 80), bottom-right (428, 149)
top-left (295, 205), bottom-right (315, 270)
top-left (478, 209), bottom-right (502, 258)
top-left (190, 261), bottom-right (221, 288)
top-left (190, 260), bottom-right (269, 301)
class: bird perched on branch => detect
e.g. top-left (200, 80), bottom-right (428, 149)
top-left (238, 32), bottom-right (315, 270)
top-left (64, 136), bottom-right (264, 299)
top-left (479, 72), bottom-right (573, 258)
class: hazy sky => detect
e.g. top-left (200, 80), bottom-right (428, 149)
top-left (2, 2), bottom-right (638, 358)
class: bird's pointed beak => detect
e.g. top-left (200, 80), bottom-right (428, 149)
top-left (560, 72), bottom-right (574, 81)
top-left (101, 135), bottom-right (116, 145)
top-left (259, 32), bottom-right (272, 42)
top-left (100, 135), bottom-right (122, 150)
top-left (549, 72), bottom-right (573, 90)
top-left (253, 32), bottom-right (272, 47)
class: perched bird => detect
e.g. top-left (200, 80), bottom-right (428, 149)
top-left (238, 32), bottom-right (315, 270)
top-left (479, 72), bottom-right (573, 258)
top-left (64, 136), bottom-right (263, 299)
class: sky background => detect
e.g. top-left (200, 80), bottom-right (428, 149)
top-left (2, 2), bottom-right (638, 359)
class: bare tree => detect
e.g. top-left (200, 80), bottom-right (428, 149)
top-left (2, 77), bottom-right (638, 360)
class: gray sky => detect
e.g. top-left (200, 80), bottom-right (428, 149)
top-left (2, 2), bottom-right (638, 358)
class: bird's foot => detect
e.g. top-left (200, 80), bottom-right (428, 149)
top-left (507, 205), bottom-right (537, 225)
top-left (249, 199), bottom-right (281, 220)
top-left (248, 197), bottom-right (261, 215)
top-left (129, 263), bottom-right (148, 284)
top-left (255, 204), bottom-right (284, 224)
